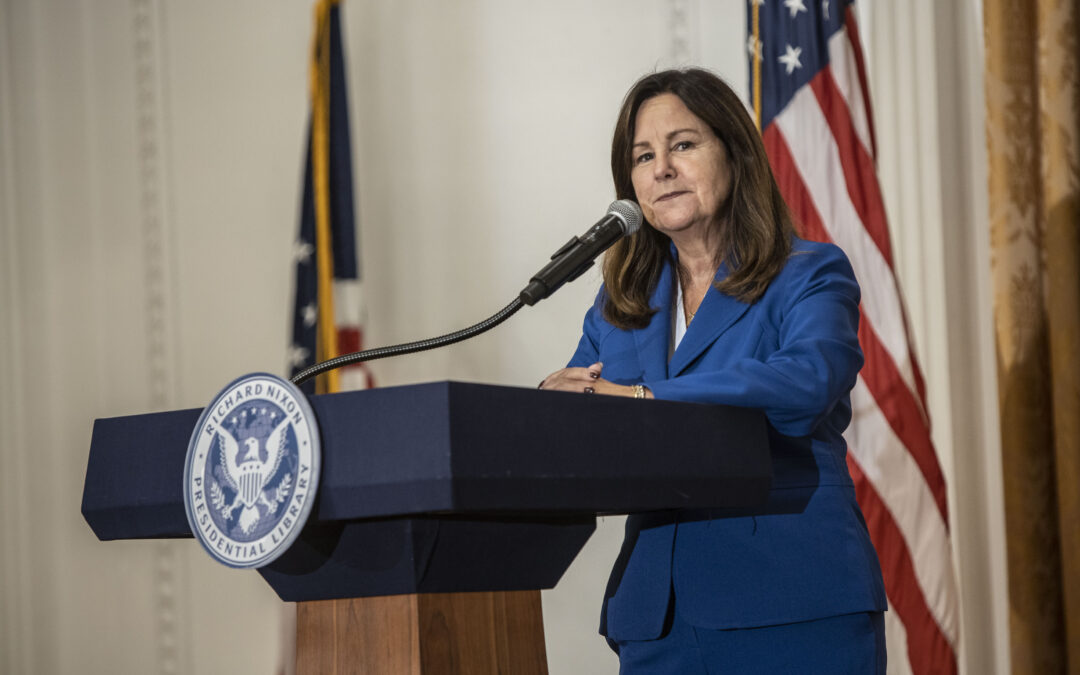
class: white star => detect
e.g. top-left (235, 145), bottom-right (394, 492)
top-left (822, 0), bottom-right (830, 19)
top-left (302, 302), bottom-right (317, 328)
top-left (779, 44), bottom-right (803, 74)
top-left (293, 239), bottom-right (314, 265)
top-left (287, 344), bottom-right (310, 368)
top-left (784, 0), bottom-right (807, 18)
top-left (747, 34), bottom-right (762, 60)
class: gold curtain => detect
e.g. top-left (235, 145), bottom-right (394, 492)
top-left (985, 0), bottom-right (1080, 672)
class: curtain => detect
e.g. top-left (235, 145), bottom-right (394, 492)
top-left (984, 0), bottom-right (1080, 672)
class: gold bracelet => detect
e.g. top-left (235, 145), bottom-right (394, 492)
top-left (633, 384), bottom-right (646, 399)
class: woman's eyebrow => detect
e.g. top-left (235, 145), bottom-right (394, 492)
top-left (632, 128), bottom-right (700, 149)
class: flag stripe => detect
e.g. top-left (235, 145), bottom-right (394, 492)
top-left (762, 126), bottom-right (949, 522)
top-left (841, 6), bottom-right (878, 160)
top-left (858, 316), bottom-right (948, 522)
top-left (847, 377), bottom-right (959, 647)
top-left (883, 612), bottom-right (914, 675)
top-left (824, 27), bottom-right (874, 168)
top-left (847, 458), bottom-right (958, 674)
top-left (333, 278), bottom-right (375, 388)
top-left (825, 21), bottom-right (933, 415)
top-left (810, 66), bottom-right (893, 266)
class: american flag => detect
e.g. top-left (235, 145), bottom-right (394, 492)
top-left (748, 1), bottom-right (959, 672)
top-left (289, 0), bottom-right (373, 396)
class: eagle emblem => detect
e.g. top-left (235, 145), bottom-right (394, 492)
top-left (211, 411), bottom-right (291, 535)
top-left (183, 372), bottom-right (320, 569)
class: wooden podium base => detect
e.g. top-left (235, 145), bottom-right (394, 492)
top-left (297, 591), bottom-right (549, 674)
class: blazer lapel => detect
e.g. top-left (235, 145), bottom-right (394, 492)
top-left (668, 263), bottom-right (751, 378)
top-left (633, 261), bottom-right (674, 382)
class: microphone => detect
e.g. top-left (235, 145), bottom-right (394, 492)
top-left (519, 199), bottom-right (643, 306)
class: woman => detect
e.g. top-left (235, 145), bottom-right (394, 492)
top-left (540, 69), bottom-right (887, 673)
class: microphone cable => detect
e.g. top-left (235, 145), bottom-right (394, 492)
top-left (290, 297), bottom-right (524, 386)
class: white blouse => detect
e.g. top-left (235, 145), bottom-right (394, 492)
top-left (672, 276), bottom-right (689, 356)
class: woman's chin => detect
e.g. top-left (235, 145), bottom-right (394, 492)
top-left (653, 216), bottom-right (705, 238)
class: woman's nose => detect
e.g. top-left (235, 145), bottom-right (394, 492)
top-left (653, 152), bottom-right (675, 179)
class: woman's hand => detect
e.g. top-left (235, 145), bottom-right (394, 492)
top-left (538, 362), bottom-right (650, 398)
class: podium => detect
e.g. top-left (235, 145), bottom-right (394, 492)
top-left (82, 381), bottom-right (771, 673)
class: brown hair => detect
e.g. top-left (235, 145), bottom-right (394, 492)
top-left (602, 68), bottom-right (794, 329)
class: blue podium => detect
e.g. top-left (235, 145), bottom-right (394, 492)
top-left (82, 381), bottom-right (770, 674)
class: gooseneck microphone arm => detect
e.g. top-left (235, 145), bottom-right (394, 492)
top-left (290, 199), bottom-right (643, 387)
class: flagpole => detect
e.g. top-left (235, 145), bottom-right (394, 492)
top-left (752, 1), bottom-right (762, 132)
top-left (310, 0), bottom-right (341, 394)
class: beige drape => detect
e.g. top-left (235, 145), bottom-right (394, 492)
top-left (984, 0), bottom-right (1080, 672)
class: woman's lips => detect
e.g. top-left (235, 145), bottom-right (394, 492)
top-left (656, 191), bottom-right (688, 202)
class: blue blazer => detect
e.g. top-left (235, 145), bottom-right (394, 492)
top-left (568, 238), bottom-right (887, 641)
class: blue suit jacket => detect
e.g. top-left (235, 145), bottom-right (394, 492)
top-left (568, 239), bottom-right (887, 641)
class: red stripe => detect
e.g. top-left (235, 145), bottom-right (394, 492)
top-left (337, 326), bottom-right (363, 354)
top-left (763, 126), bottom-right (950, 523)
top-left (848, 458), bottom-right (957, 675)
top-left (810, 68), bottom-right (894, 267)
top-left (764, 124), bottom-right (824, 241)
top-left (843, 7), bottom-right (878, 161)
top-left (858, 318), bottom-right (949, 524)
top-left (336, 325), bottom-right (376, 388)
top-left (833, 16), bottom-right (932, 416)
top-left (901, 306), bottom-right (931, 416)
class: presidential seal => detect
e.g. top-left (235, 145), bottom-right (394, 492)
top-left (183, 372), bottom-right (320, 569)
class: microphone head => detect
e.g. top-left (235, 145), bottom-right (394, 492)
top-left (607, 199), bottom-right (643, 235)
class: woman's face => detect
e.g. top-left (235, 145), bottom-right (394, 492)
top-left (629, 93), bottom-right (732, 240)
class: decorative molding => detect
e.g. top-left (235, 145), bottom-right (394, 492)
top-left (130, 1), bottom-right (185, 673)
top-left (132, 0), bottom-right (171, 406)
top-left (0, 0), bottom-right (31, 671)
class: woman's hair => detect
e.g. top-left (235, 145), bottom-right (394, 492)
top-left (602, 68), bottom-right (794, 329)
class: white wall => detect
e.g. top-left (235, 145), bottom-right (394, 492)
top-left (0, 1), bottom-right (1005, 673)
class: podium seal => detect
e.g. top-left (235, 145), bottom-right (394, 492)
top-left (183, 372), bottom-right (320, 568)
